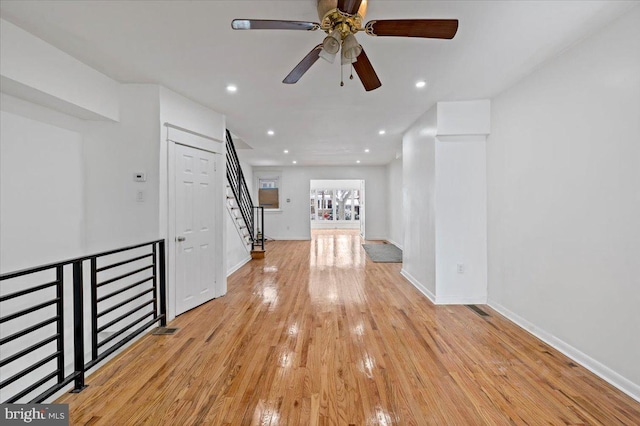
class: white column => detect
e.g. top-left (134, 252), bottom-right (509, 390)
top-left (434, 100), bottom-right (490, 304)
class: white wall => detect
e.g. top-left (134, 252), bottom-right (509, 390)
top-left (252, 166), bottom-right (388, 240)
top-left (0, 103), bottom-right (85, 272)
top-left (488, 7), bottom-right (640, 399)
top-left (83, 85), bottom-right (161, 252)
top-left (435, 136), bottom-right (487, 304)
top-left (401, 101), bottom-right (489, 304)
top-left (401, 108), bottom-right (437, 298)
top-left (386, 157), bottom-right (403, 248)
top-left (0, 19), bottom-right (119, 121)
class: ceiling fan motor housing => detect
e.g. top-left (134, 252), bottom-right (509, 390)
top-left (318, 0), bottom-right (365, 38)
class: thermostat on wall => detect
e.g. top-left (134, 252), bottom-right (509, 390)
top-left (133, 172), bottom-right (146, 182)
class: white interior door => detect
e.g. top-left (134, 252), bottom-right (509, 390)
top-left (175, 143), bottom-right (217, 315)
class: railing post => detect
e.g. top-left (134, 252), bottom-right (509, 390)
top-left (90, 258), bottom-right (98, 362)
top-left (71, 260), bottom-right (87, 393)
top-left (55, 266), bottom-right (64, 383)
top-left (158, 241), bottom-right (167, 327)
top-left (261, 207), bottom-right (265, 250)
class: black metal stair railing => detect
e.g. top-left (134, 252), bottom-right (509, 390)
top-left (226, 130), bottom-right (264, 250)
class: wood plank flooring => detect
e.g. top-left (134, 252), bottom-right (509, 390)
top-left (57, 230), bottom-right (640, 425)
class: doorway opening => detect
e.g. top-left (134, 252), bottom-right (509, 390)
top-left (309, 179), bottom-right (365, 239)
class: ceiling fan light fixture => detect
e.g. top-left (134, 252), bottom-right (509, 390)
top-left (341, 53), bottom-right (357, 66)
top-left (342, 33), bottom-right (362, 60)
top-left (319, 48), bottom-right (337, 64)
top-left (322, 29), bottom-right (341, 55)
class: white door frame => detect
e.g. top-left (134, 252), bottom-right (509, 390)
top-left (360, 180), bottom-right (365, 239)
top-left (165, 123), bottom-right (225, 320)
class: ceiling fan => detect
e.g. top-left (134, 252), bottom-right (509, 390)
top-left (231, 0), bottom-right (458, 91)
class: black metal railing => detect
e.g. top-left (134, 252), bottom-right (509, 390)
top-left (226, 130), bottom-right (265, 250)
top-left (0, 240), bottom-right (166, 404)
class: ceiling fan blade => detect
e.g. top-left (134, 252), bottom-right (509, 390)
top-left (365, 19), bottom-right (459, 39)
top-left (353, 49), bottom-right (381, 92)
top-left (337, 0), bottom-right (363, 16)
top-left (231, 19), bottom-right (319, 31)
top-left (283, 45), bottom-right (323, 84)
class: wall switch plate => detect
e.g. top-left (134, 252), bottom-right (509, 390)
top-left (134, 172), bottom-right (146, 182)
top-left (457, 263), bottom-right (464, 274)
top-left (136, 190), bottom-right (144, 202)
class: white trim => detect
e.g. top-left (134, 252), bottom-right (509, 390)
top-left (400, 269), bottom-right (435, 303)
top-left (166, 124), bottom-right (223, 155)
top-left (435, 295), bottom-right (487, 305)
top-left (164, 122), bottom-right (221, 142)
top-left (488, 299), bottom-right (640, 403)
top-left (227, 255), bottom-right (251, 277)
top-left (385, 239), bottom-right (403, 250)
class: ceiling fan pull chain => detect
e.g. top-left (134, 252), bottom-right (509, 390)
top-left (350, 63), bottom-right (354, 80)
top-left (340, 63), bottom-right (344, 87)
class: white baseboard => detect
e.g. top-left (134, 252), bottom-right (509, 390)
top-left (385, 239), bottom-right (404, 250)
top-left (435, 295), bottom-right (487, 305)
top-left (400, 269), bottom-right (435, 303)
top-left (488, 299), bottom-right (640, 403)
top-left (227, 255), bottom-right (251, 277)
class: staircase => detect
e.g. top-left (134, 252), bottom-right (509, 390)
top-left (226, 130), bottom-right (265, 258)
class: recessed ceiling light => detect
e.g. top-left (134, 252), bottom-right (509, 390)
top-left (226, 84), bottom-right (237, 92)
top-left (378, 130), bottom-right (386, 135)
top-left (356, 160), bottom-right (361, 164)
top-left (365, 149), bottom-right (370, 153)
top-left (283, 149), bottom-right (289, 154)
top-left (292, 160), bottom-right (297, 164)
top-left (415, 80), bottom-right (426, 88)
top-left (267, 130), bottom-right (275, 136)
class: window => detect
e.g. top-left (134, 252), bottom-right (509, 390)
top-left (258, 177), bottom-right (279, 209)
top-left (310, 189), bottom-right (360, 221)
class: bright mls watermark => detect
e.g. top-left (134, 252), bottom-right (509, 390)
top-left (1, 404), bottom-right (68, 425)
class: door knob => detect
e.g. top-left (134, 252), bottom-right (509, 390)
top-left (177, 236), bottom-right (186, 242)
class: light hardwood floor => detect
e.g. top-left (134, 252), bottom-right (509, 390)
top-left (58, 230), bottom-right (640, 425)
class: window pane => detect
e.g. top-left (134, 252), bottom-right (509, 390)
top-left (258, 178), bottom-right (279, 208)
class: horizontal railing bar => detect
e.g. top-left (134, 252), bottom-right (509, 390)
top-left (97, 276), bottom-right (153, 303)
top-left (0, 239), bottom-right (163, 281)
top-left (96, 253), bottom-right (153, 273)
top-left (28, 371), bottom-right (81, 404)
top-left (97, 288), bottom-right (155, 318)
top-left (97, 300), bottom-right (155, 333)
top-left (0, 334), bottom-right (59, 368)
top-left (0, 352), bottom-right (59, 390)
top-left (0, 317), bottom-right (58, 346)
top-left (86, 315), bottom-right (163, 370)
top-left (97, 311), bottom-right (156, 349)
top-left (0, 280), bottom-right (58, 302)
top-left (6, 370), bottom-right (59, 404)
top-left (97, 264), bottom-right (154, 288)
top-left (0, 299), bottom-right (58, 324)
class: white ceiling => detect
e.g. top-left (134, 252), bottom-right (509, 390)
top-left (0, 1), bottom-right (635, 166)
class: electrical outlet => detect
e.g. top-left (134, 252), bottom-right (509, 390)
top-left (136, 190), bottom-right (144, 202)
top-left (457, 263), bottom-right (464, 274)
